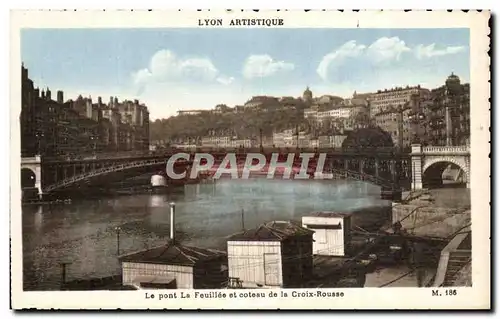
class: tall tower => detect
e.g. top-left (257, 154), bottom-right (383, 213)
top-left (445, 72), bottom-right (462, 146)
top-left (86, 96), bottom-right (93, 119)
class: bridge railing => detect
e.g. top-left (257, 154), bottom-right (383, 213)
top-left (421, 146), bottom-right (470, 154)
top-left (175, 146), bottom-right (400, 153)
top-left (43, 151), bottom-right (152, 162)
top-left (41, 147), bottom-right (409, 164)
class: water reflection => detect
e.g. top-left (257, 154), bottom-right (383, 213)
top-left (33, 206), bottom-right (43, 234)
top-left (23, 179), bottom-right (389, 290)
top-left (149, 194), bottom-right (167, 208)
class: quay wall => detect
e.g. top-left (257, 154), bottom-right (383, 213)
top-left (392, 204), bottom-right (471, 239)
top-left (350, 205), bottom-right (392, 232)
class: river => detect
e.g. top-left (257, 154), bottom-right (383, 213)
top-left (22, 178), bottom-right (392, 290)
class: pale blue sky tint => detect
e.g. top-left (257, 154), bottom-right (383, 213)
top-left (21, 28), bottom-right (470, 118)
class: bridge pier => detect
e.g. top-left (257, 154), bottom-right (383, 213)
top-left (21, 155), bottom-right (44, 199)
top-left (411, 144), bottom-right (424, 190)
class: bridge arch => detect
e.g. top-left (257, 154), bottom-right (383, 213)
top-left (21, 168), bottom-right (36, 188)
top-left (422, 157), bottom-right (469, 188)
top-left (44, 158), bottom-right (192, 193)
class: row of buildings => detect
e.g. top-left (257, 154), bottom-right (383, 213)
top-left (169, 129), bottom-right (347, 150)
top-left (301, 75), bottom-right (470, 149)
top-left (21, 65), bottom-right (150, 157)
top-left (370, 74), bottom-right (470, 148)
top-left (168, 73), bottom-right (470, 150)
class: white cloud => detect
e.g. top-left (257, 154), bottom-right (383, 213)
top-left (317, 40), bottom-right (366, 81)
top-left (317, 37), bottom-right (465, 82)
top-left (132, 68), bottom-right (152, 87)
top-left (216, 75), bottom-right (235, 85)
top-left (317, 38), bottom-right (410, 81)
top-left (414, 44), bottom-right (466, 59)
top-left (242, 54), bottom-right (295, 79)
top-left (132, 49), bottom-right (231, 90)
top-left (366, 37), bottom-right (411, 64)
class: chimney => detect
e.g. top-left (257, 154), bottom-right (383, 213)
top-left (57, 90), bottom-right (64, 104)
top-left (22, 64), bottom-right (28, 79)
top-left (169, 202), bottom-right (176, 243)
top-left (46, 88), bottom-right (51, 100)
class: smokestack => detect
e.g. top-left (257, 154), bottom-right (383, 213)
top-left (169, 202), bottom-right (176, 243)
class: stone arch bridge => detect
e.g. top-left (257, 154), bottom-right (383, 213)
top-left (410, 144), bottom-right (470, 189)
top-left (20, 145), bottom-right (470, 200)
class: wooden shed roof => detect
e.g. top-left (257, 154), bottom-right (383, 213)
top-left (305, 211), bottom-right (353, 218)
top-left (118, 241), bottom-right (226, 266)
top-left (227, 220), bottom-right (314, 242)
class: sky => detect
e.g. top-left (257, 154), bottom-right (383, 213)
top-left (21, 28), bottom-right (469, 119)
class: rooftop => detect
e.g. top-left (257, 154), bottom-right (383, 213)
top-left (118, 241), bottom-right (226, 266)
top-left (305, 211), bottom-right (353, 218)
top-left (227, 220), bottom-right (314, 242)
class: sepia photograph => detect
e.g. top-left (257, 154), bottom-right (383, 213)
top-left (10, 10), bottom-right (490, 310)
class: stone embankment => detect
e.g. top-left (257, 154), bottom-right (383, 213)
top-left (391, 188), bottom-right (471, 287)
top-left (392, 189), bottom-right (470, 239)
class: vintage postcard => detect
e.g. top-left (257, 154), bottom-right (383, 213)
top-left (10, 10), bottom-right (490, 310)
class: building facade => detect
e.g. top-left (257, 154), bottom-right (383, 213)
top-left (20, 65), bottom-right (150, 157)
top-left (369, 85), bottom-right (430, 116)
top-left (425, 73), bottom-right (470, 146)
top-left (302, 212), bottom-right (353, 257)
top-left (119, 243), bottom-right (227, 289)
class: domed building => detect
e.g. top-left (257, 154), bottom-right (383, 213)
top-left (302, 86), bottom-right (313, 104)
top-left (445, 72), bottom-right (462, 95)
top-left (445, 72), bottom-right (461, 86)
top-left (341, 127), bottom-right (395, 150)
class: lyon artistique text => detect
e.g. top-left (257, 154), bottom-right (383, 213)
top-left (198, 18), bottom-right (284, 27)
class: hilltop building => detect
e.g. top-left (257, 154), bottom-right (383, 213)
top-left (425, 73), bottom-right (470, 146)
top-left (369, 85), bottom-right (430, 116)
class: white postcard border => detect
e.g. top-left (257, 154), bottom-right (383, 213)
top-left (9, 10), bottom-right (491, 310)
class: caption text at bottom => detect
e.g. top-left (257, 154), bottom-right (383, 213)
top-left (145, 291), bottom-right (345, 300)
